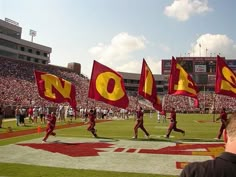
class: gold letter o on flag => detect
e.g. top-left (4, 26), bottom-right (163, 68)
top-left (96, 72), bottom-right (125, 101)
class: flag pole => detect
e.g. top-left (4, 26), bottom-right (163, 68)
top-left (162, 95), bottom-right (165, 110)
top-left (213, 93), bottom-right (216, 122)
top-left (199, 43), bottom-right (201, 56)
top-left (135, 94), bottom-right (139, 121)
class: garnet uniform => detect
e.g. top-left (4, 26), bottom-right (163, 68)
top-left (166, 108), bottom-right (185, 138)
top-left (87, 110), bottom-right (98, 137)
top-left (42, 113), bottom-right (56, 142)
top-left (133, 107), bottom-right (149, 139)
top-left (216, 108), bottom-right (227, 139)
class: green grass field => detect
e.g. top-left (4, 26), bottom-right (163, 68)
top-left (0, 113), bottom-right (224, 177)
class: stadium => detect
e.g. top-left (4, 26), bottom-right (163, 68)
top-left (0, 18), bottom-right (236, 177)
top-left (1, 18), bottom-right (236, 116)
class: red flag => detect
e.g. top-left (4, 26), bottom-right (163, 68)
top-left (138, 59), bottom-right (162, 111)
top-left (34, 70), bottom-right (77, 110)
top-left (215, 55), bottom-right (236, 97)
top-left (168, 57), bottom-right (199, 107)
top-left (88, 60), bottom-right (129, 109)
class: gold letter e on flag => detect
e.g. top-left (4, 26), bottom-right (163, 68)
top-left (174, 64), bottom-right (197, 95)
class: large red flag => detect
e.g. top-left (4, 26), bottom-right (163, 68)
top-left (138, 59), bottom-right (162, 111)
top-left (215, 55), bottom-right (236, 97)
top-left (168, 57), bottom-right (199, 107)
top-left (34, 70), bottom-right (77, 110)
top-left (88, 60), bottom-right (129, 109)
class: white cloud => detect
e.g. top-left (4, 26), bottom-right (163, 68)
top-left (116, 60), bottom-right (141, 74)
top-left (159, 43), bottom-right (171, 53)
top-left (116, 57), bottom-right (162, 74)
top-left (88, 33), bottom-right (169, 75)
top-left (88, 32), bottom-right (165, 74)
top-left (191, 34), bottom-right (236, 58)
top-left (145, 57), bottom-right (162, 74)
top-left (89, 32), bottom-right (146, 66)
top-left (164, 0), bottom-right (212, 21)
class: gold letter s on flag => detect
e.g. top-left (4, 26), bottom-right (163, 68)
top-left (221, 66), bottom-right (236, 93)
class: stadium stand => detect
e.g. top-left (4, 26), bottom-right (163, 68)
top-left (163, 93), bottom-right (236, 114)
top-left (0, 57), bottom-right (145, 117)
top-left (1, 57), bottom-right (236, 118)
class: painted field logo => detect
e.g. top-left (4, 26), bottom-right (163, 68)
top-left (18, 142), bottom-right (114, 157)
top-left (144, 143), bottom-right (225, 169)
top-left (18, 141), bottom-right (224, 170)
top-left (138, 143), bottom-right (224, 158)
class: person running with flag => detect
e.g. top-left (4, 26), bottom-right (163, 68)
top-left (215, 107), bottom-right (228, 140)
top-left (87, 108), bottom-right (98, 138)
top-left (165, 107), bottom-right (185, 138)
top-left (132, 106), bottom-right (150, 139)
top-left (42, 112), bottom-right (57, 143)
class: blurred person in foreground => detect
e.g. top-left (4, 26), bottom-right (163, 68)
top-left (160, 109), bottom-right (167, 123)
top-left (0, 105), bottom-right (4, 128)
top-left (180, 113), bottom-right (236, 177)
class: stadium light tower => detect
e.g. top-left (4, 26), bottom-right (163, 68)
top-left (212, 93), bottom-right (216, 122)
top-left (199, 43), bottom-right (201, 56)
top-left (29, 29), bottom-right (37, 42)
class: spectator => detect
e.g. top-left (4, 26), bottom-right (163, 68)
top-left (160, 109), bottom-right (167, 123)
top-left (27, 106), bottom-right (33, 123)
top-left (180, 113), bottom-right (236, 177)
top-left (15, 106), bottom-right (20, 126)
top-left (157, 111), bottom-right (160, 123)
top-left (68, 106), bottom-right (74, 123)
top-left (33, 106), bottom-right (38, 124)
top-left (19, 106), bottom-right (26, 126)
top-left (0, 105), bottom-right (4, 128)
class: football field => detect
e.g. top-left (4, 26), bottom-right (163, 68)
top-left (0, 113), bottom-right (225, 177)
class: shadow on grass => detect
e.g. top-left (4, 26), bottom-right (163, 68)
top-left (129, 137), bottom-right (178, 143)
top-left (50, 137), bottom-right (120, 144)
top-left (181, 138), bottom-right (224, 142)
top-left (128, 137), bottom-right (224, 144)
top-left (96, 136), bottom-right (120, 142)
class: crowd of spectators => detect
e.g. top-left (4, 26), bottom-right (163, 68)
top-left (1, 57), bottom-right (236, 118)
top-left (163, 92), bottom-right (236, 113)
top-left (0, 57), bottom-right (144, 117)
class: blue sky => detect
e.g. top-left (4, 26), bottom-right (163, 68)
top-left (1, 0), bottom-right (236, 77)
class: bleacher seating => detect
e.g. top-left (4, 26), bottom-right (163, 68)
top-left (1, 57), bottom-right (236, 117)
